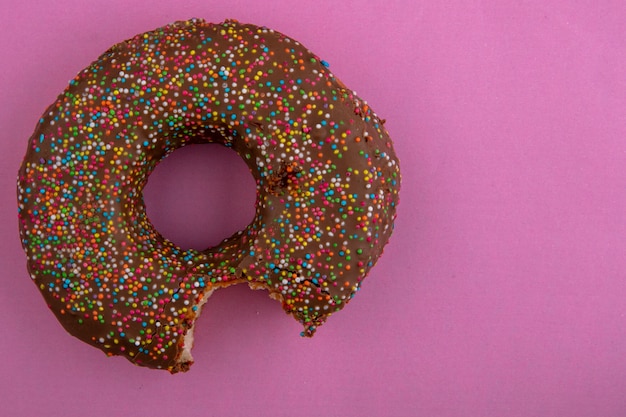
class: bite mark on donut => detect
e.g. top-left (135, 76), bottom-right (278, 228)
top-left (174, 286), bottom-right (215, 373)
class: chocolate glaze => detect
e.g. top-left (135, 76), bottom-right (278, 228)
top-left (17, 19), bottom-right (400, 372)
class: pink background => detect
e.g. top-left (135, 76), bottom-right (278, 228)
top-left (2, 1), bottom-right (625, 416)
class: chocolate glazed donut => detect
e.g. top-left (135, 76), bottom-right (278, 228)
top-left (17, 19), bottom-right (400, 372)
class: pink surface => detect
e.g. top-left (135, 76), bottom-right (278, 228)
top-left (2, 1), bottom-right (625, 416)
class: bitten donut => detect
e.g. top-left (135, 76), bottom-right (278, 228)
top-left (17, 19), bottom-right (400, 372)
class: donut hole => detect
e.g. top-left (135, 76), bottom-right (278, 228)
top-left (143, 143), bottom-right (256, 251)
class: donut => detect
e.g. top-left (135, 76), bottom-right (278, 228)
top-left (17, 19), bottom-right (400, 372)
